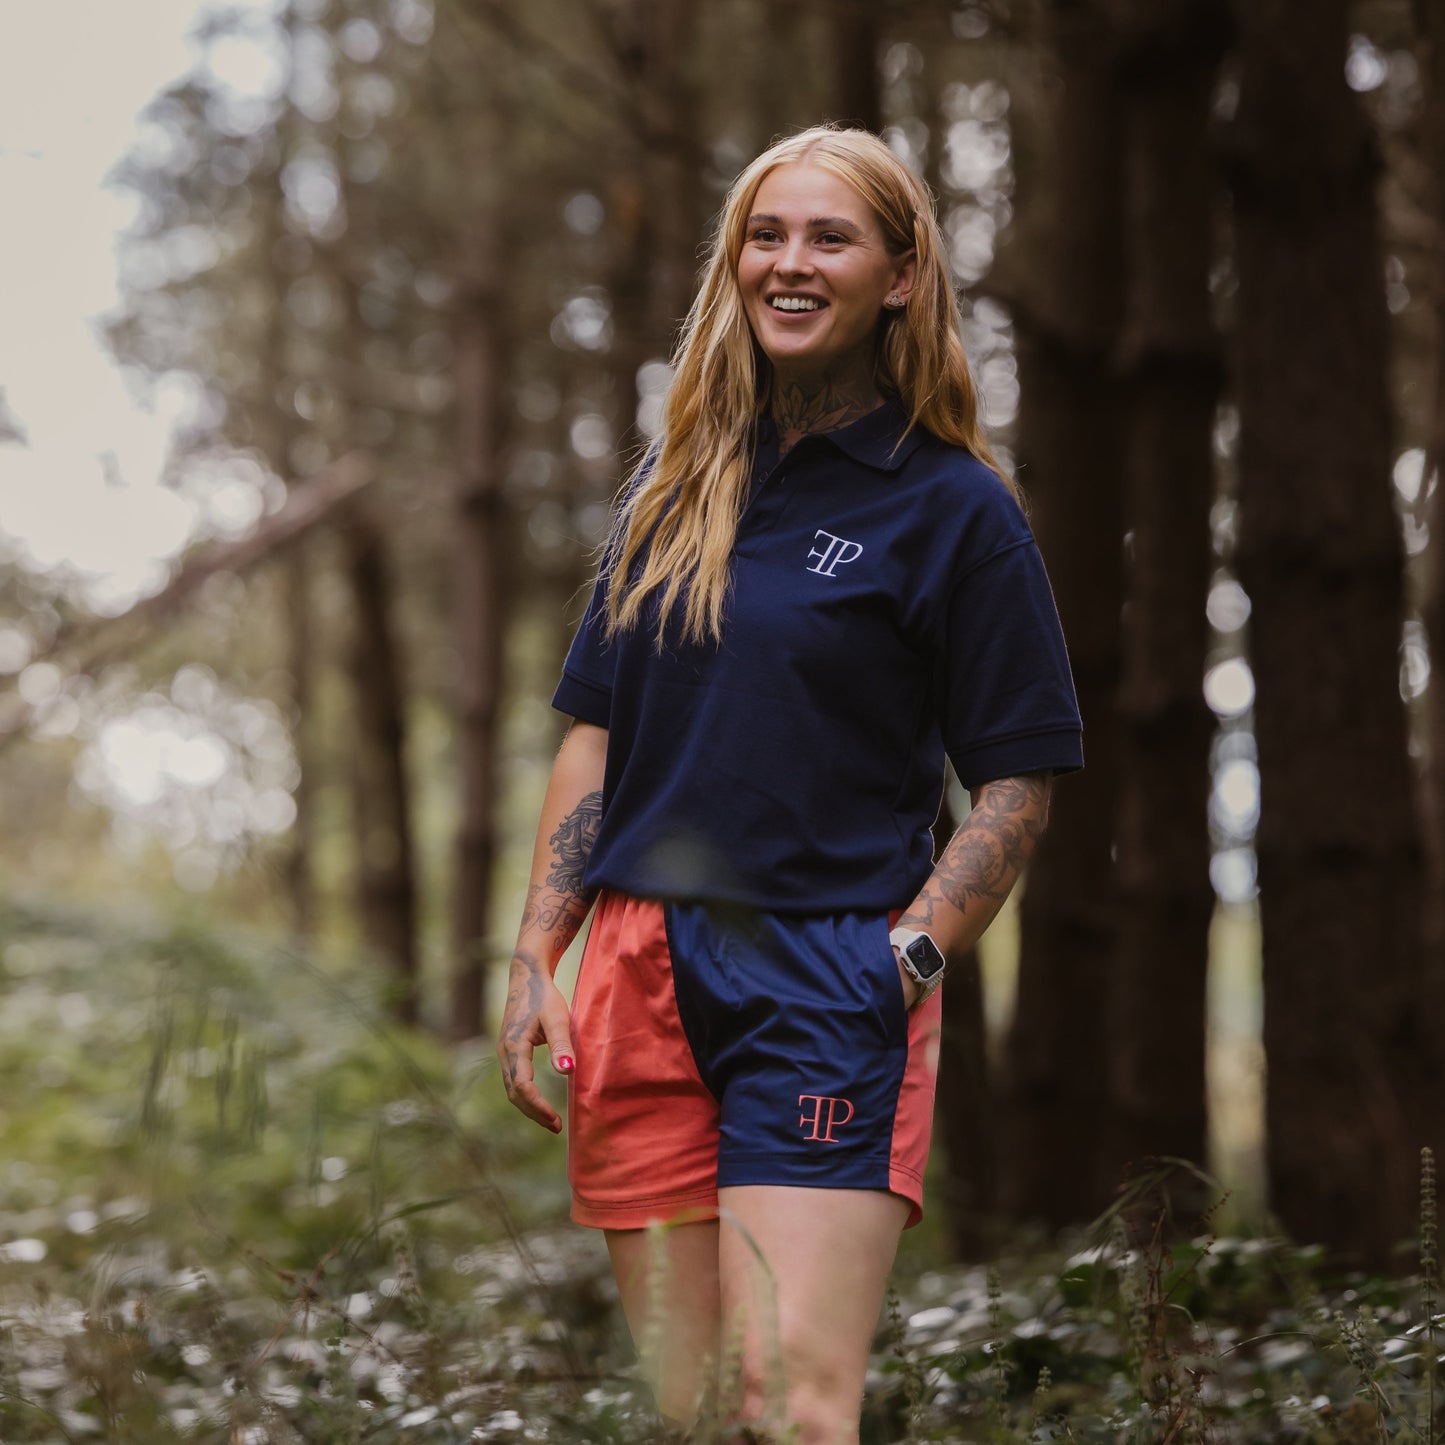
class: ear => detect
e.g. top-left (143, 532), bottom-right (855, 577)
top-left (890, 248), bottom-right (918, 304)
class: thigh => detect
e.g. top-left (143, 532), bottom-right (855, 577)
top-left (718, 1184), bottom-right (910, 1433)
top-left (606, 1218), bottom-right (721, 1426)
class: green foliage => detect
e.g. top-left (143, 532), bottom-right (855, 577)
top-left (3, 898), bottom-right (1445, 1443)
top-left (0, 895), bottom-right (633, 1443)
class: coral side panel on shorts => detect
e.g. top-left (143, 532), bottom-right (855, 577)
top-left (567, 893), bottom-right (721, 1229)
top-left (568, 892), bottom-right (940, 1229)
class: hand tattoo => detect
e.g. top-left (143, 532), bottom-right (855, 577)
top-left (501, 963), bottom-right (546, 1084)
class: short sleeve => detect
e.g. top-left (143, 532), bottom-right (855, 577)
top-left (939, 537), bottom-right (1084, 790)
top-left (551, 568), bottom-right (614, 728)
top-left (552, 442), bottom-right (663, 730)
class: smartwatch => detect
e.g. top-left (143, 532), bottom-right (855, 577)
top-left (889, 926), bottom-right (947, 1002)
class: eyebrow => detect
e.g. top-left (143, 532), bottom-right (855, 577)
top-left (746, 212), bottom-right (866, 237)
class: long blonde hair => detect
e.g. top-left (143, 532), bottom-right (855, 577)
top-left (605, 124), bottom-right (1014, 648)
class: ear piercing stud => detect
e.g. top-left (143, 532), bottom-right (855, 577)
top-left (885, 294), bottom-right (906, 308)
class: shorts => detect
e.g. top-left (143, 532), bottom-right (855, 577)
top-left (566, 891), bottom-right (943, 1231)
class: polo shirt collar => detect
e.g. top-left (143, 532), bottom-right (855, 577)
top-left (756, 398), bottom-right (929, 473)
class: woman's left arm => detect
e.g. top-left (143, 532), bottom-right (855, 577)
top-left (894, 771), bottom-right (1054, 1006)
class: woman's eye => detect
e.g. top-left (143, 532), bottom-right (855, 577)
top-left (750, 228), bottom-right (781, 243)
top-left (817, 232), bottom-right (848, 245)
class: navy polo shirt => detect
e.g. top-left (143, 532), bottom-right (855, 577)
top-left (552, 400), bottom-right (1083, 913)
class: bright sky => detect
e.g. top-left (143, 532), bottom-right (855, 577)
top-left (0, 0), bottom-right (254, 613)
top-left (0, 2), bottom-right (300, 888)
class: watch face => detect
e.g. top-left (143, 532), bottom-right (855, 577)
top-left (904, 935), bottom-right (946, 980)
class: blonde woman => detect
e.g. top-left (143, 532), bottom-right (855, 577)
top-left (498, 125), bottom-right (1082, 1442)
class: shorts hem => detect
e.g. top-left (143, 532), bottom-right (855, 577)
top-left (571, 1186), bottom-right (719, 1231)
top-left (889, 1163), bottom-right (926, 1230)
top-left (712, 1162), bottom-right (925, 1230)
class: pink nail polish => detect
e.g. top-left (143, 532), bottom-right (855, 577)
top-left (557, 1054), bottom-right (575, 1073)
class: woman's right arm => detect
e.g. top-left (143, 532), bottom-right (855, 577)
top-left (497, 718), bottom-right (608, 1132)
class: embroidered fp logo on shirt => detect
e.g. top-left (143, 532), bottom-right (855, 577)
top-left (806, 530), bottom-right (863, 577)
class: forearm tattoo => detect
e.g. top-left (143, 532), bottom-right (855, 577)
top-left (503, 789), bottom-right (604, 1087)
top-left (899, 773), bottom-right (1052, 933)
top-left (517, 789), bottom-right (604, 963)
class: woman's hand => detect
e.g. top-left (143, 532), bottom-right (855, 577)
top-left (497, 720), bottom-right (608, 1133)
top-left (498, 951), bottom-right (575, 1133)
top-left (893, 945), bottom-right (922, 1011)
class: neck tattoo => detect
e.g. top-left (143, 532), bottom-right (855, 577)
top-left (771, 375), bottom-right (882, 457)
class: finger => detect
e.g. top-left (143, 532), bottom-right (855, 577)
top-left (540, 1002), bottom-right (576, 1076)
top-left (501, 1045), bottom-right (562, 1133)
top-left (893, 947), bottom-right (919, 1011)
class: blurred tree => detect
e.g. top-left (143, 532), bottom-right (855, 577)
top-left (274, 1), bottom-right (423, 1024)
top-left (1107, 0), bottom-right (1226, 1208)
top-left (441, 51), bottom-right (509, 1042)
top-left (932, 784), bottom-right (999, 1257)
top-left (833, 0), bottom-right (884, 133)
top-left (340, 503), bottom-right (422, 1023)
top-left (246, 19), bottom-right (318, 942)
top-left (1418, 0), bottom-right (1445, 982)
top-left (1005, 0), bottom-right (1126, 1229)
top-left (1228, 0), bottom-right (1427, 1263)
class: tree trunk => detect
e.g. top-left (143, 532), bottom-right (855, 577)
top-left (281, 551), bottom-right (317, 940)
top-left (323, 106), bottom-right (422, 1029)
top-left (449, 205), bottom-right (509, 1042)
top-left (749, 0), bottom-right (820, 142)
top-left (1108, 0), bottom-right (1226, 1203)
top-left (606, 0), bottom-right (705, 451)
top-left (1004, 0), bottom-right (1126, 1230)
top-left (342, 510), bottom-right (422, 1026)
top-left (1418, 0), bottom-right (1445, 984)
top-left (930, 785), bottom-right (1000, 1258)
top-left (257, 77), bottom-right (316, 942)
top-left (1229, 0), bottom-right (1424, 1264)
top-left (833, 2), bottom-right (883, 133)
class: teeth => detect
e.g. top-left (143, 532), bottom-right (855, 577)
top-left (770, 297), bottom-right (821, 312)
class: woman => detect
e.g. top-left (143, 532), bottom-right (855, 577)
top-left (498, 125), bottom-right (1082, 1443)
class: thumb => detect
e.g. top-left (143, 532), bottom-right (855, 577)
top-left (542, 1010), bottom-right (575, 1076)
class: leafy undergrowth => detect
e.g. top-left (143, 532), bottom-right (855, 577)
top-left (0, 894), bottom-right (1441, 1443)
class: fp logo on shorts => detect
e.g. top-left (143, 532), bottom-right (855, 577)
top-left (798, 1094), bottom-right (855, 1142)
top-left (806, 530), bottom-right (863, 577)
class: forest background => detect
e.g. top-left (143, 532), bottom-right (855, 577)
top-left (4, 0), bottom-right (1445, 1440)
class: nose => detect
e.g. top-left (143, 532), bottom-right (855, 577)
top-left (775, 234), bottom-right (814, 277)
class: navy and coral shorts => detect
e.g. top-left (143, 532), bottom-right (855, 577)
top-left (566, 891), bottom-right (943, 1231)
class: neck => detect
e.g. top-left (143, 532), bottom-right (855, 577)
top-left (768, 361), bottom-right (883, 455)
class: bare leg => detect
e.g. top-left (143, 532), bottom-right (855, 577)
top-left (717, 1185), bottom-right (910, 1445)
top-left (605, 1217), bottom-right (721, 1427)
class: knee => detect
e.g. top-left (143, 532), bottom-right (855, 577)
top-left (732, 1325), bottom-right (861, 1444)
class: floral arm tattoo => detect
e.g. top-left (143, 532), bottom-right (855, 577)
top-left (515, 789), bottom-right (604, 967)
top-left (896, 773), bottom-right (1052, 941)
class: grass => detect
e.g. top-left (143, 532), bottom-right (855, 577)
top-left (0, 892), bottom-right (1441, 1443)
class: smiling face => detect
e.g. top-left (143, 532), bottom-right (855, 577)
top-left (736, 162), bottom-right (915, 384)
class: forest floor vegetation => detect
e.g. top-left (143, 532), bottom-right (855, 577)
top-left (0, 892), bottom-right (1440, 1443)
